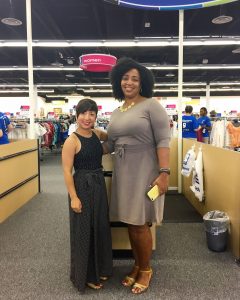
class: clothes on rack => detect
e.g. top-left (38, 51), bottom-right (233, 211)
top-left (210, 119), bottom-right (230, 148)
top-left (226, 122), bottom-right (240, 148)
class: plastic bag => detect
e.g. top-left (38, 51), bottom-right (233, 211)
top-left (203, 210), bottom-right (230, 235)
top-left (181, 146), bottom-right (196, 177)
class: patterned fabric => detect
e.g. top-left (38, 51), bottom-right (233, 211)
top-left (73, 132), bottom-right (103, 170)
top-left (69, 132), bottom-right (112, 292)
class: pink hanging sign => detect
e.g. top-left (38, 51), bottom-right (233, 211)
top-left (79, 54), bottom-right (117, 72)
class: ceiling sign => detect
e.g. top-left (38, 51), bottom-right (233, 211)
top-left (118, 0), bottom-right (237, 10)
top-left (79, 54), bottom-right (117, 72)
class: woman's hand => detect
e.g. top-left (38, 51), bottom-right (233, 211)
top-left (71, 196), bottom-right (82, 213)
top-left (152, 173), bottom-right (169, 195)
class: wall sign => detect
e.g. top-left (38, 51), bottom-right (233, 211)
top-left (118, 0), bottom-right (237, 10)
top-left (79, 54), bottom-right (117, 72)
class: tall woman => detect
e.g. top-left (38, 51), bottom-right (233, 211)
top-left (62, 99), bottom-right (112, 293)
top-left (107, 58), bottom-right (170, 294)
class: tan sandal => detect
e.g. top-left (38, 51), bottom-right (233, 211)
top-left (122, 265), bottom-right (139, 287)
top-left (131, 268), bottom-right (153, 294)
top-left (87, 282), bottom-right (103, 290)
top-left (100, 276), bottom-right (108, 281)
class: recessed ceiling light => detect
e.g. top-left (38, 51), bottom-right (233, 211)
top-left (202, 58), bottom-right (208, 64)
top-left (51, 61), bottom-right (63, 67)
top-left (1, 17), bottom-right (22, 26)
top-left (212, 15), bottom-right (233, 25)
top-left (232, 47), bottom-right (240, 54)
top-left (144, 22), bottom-right (151, 28)
top-left (165, 73), bottom-right (175, 77)
top-left (65, 74), bottom-right (75, 78)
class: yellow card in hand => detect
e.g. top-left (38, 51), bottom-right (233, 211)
top-left (147, 185), bottom-right (160, 201)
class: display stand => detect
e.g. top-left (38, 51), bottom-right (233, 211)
top-left (0, 139), bottom-right (40, 223)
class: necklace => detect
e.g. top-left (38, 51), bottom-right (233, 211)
top-left (119, 102), bottom-right (135, 112)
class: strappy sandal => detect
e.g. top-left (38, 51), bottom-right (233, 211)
top-left (86, 282), bottom-right (103, 290)
top-left (100, 276), bottom-right (108, 281)
top-left (131, 268), bottom-right (153, 294)
top-left (122, 265), bottom-right (139, 287)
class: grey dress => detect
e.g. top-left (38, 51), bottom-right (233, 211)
top-left (107, 98), bottom-right (170, 225)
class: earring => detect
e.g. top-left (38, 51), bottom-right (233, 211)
top-left (140, 87), bottom-right (142, 94)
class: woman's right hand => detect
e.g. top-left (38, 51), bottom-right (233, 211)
top-left (71, 196), bottom-right (82, 213)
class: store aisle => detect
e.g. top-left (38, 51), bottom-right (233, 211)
top-left (0, 154), bottom-right (239, 300)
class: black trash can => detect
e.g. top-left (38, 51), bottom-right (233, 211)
top-left (203, 210), bottom-right (229, 252)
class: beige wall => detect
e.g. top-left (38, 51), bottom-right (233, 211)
top-left (182, 139), bottom-right (240, 258)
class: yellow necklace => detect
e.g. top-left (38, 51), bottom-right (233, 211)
top-left (119, 102), bottom-right (135, 112)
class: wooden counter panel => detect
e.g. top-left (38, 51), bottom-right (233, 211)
top-left (0, 139), bottom-right (37, 158)
top-left (0, 177), bottom-right (39, 223)
top-left (0, 151), bottom-right (38, 195)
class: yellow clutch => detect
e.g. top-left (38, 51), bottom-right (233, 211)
top-left (147, 185), bottom-right (160, 201)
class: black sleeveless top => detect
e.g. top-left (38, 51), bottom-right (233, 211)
top-left (73, 131), bottom-right (103, 171)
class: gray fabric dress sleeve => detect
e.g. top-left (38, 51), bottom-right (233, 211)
top-left (149, 99), bottom-right (171, 148)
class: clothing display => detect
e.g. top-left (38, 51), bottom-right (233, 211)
top-left (107, 98), bottom-right (170, 225)
top-left (69, 131), bottom-right (112, 292)
top-left (210, 119), bottom-right (230, 148)
top-left (227, 122), bottom-right (240, 148)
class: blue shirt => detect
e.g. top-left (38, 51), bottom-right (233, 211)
top-left (182, 115), bottom-right (199, 138)
top-left (198, 116), bottom-right (211, 137)
top-left (0, 112), bottom-right (11, 144)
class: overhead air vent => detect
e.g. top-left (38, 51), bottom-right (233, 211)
top-left (212, 15), bottom-right (233, 24)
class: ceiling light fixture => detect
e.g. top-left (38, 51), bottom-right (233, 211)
top-left (0, 38), bottom-right (240, 48)
top-left (1, 0), bottom-right (23, 26)
top-left (165, 73), bottom-right (175, 77)
top-left (232, 47), bottom-right (240, 54)
top-left (212, 15), bottom-right (233, 25)
top-left (65, 74), bottom-right (75, 78)
top-left (1, 17), bottom-right (22, 26)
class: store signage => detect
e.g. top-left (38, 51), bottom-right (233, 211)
top-left (20, 105), bottom-right (30, 110)
top-left (79, 54), bottom-right (117, 72)
top-left (118, 0), bottom-right (237, 10)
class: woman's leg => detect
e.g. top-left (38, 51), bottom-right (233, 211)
top-left (128, 224), bottom-right (153, 292)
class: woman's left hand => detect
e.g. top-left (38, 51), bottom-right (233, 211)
top-left (152, 173), bottom-right (169, 195)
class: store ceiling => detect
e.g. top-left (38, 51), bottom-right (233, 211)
top-left (0, 0), bottom-right (240, 99)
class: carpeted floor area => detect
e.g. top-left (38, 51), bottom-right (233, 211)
top-left (0, 153), bottom-right (239, 300)
top-left (163, 193), bottom-right (203, 223)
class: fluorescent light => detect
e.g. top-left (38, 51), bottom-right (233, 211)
top-left (70, 41), bottom-right (103, 47)
top-left (154, 88), bottom-right (240, 92)
top-left (0, 41), bottom-right (27, 47)
top-left (33, 41), bottom-right (69, 47)
top-left (0, 37), bottom-right (239, 48)
top-left (87, 89), bottom-right (112, 93)
top-left (34, 67), bottom-right (82, 71)
top-left (0, 67), bottom-right (28, 70)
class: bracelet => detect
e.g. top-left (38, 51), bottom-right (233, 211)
top-left (159, 168), bottom-right (170, 175)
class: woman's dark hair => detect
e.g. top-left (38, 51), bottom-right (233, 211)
top-left (110, 57), bottom-right (155, 101)
top-left (185, 105), bottom-right (193, 114)
top-left (75, 98), bottom-right (98, 118)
